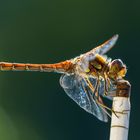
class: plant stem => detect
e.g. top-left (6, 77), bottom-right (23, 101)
top-left (109, 79), bottom-right (131, 140)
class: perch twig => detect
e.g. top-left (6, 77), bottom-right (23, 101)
top-left (109, 79), bottom-right (131, 140)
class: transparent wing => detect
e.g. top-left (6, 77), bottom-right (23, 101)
top-left (100, 78), bottom-right (117, 100)
top-left (60, 74), bottom-right (108, 122)
top-left (80, 35), bottom-right (119, 70)
top-left (90, 34), bottom-right (119, 55)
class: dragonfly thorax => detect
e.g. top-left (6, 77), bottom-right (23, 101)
top-left (72, 54), bottom-right (108, 80)
top-left (75, 54), bottom-right (127, 82)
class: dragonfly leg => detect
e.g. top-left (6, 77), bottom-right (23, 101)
top-left (103, 73), bottom-right (118, 99)
top-left (85, 76), bottom-right (118, 118)
top-left (81, 81), bottom-right (93, 107)
top-left (85, 76), bottom-right (110, 116)
top-left (102, 73), bottom-right (109, 96)
top-left (85, 74), bottom-right (108, 107)
top-left (95, 99), bottom-right (118, 118)
top-left (82, 79), bottom-right (109, 118)
top-left (85, 74), bottom-right (100, 98)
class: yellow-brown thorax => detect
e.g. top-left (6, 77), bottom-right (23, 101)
top-left (86, 54), bottom-right (127, 81)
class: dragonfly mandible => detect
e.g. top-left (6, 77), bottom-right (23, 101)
top-left (0, 35), bottom-right (127, 122)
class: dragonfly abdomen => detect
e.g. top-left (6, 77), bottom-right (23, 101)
top-left (0, 61), bottom-right (73, 73)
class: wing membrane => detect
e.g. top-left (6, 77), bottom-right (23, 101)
top-left (90, 34), bottom-right (119, 55)
top-left (60, 74), bottom-right (108, 122)
top-left (80, 35), bottom-right (118, 68)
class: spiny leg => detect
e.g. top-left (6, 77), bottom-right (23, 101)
top-left (103, 73), bottom-right (117, 98)
top-left (85, 76), bottom-right (118, 118)
top-left (85, 73), bottom-right (100, 99)
top-left (81, 81), bottom-right (93, 107)
top-left (84, 76), bottom-right (109, 109)
top-left (85, 77), bottom-right (112, 118)
top-left (103, 72), bottom-right (110, 96)
top-left (95, 76), bottom-right (119, 118)
top-left (82, 79), bottom-right (107, 117)
top-left (95, 98), bottom-right (118, 118)
top-left (82, 77), bottom-right (100, 110)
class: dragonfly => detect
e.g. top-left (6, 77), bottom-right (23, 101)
top-left (0, 34), bottom-right (127, 122)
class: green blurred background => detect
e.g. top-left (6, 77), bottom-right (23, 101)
top-left (0, 0), bottom-right (139, 140)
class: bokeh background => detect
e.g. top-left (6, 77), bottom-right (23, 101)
top-left (0, 0), bottom-right (139, 140)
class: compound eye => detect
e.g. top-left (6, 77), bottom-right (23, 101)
top-left (118, 67), bottom-right (127, 77)
top-left (109, 59), bottom-right (127, 79)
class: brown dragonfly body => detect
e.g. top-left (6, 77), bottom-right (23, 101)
top-left (0, 60), bottom-right (73, 73)
top-left (0, 35), bottom-right (127, 122)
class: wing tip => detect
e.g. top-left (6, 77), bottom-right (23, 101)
top-left (112, 34), bottom-right (119, 42)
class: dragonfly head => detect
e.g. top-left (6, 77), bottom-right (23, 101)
top-left (108, 59), bottom-right (127, 80)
